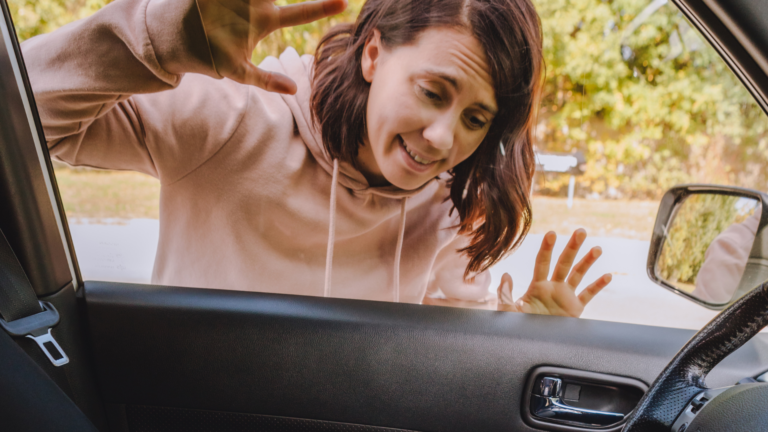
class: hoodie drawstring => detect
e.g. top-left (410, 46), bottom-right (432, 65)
top-left (393, 197), bottom-right (407, 303)
top-left (323, 159), bottom-right (407, 303)
top-left (324, 159), bottom-right (340, 298)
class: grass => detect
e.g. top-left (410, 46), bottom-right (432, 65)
top-left (54, 167), bottom-right (160, 221)
top-left (529, 196), bottom-right (658, 240)
top-left (53, 167), bottom-right (660, 240)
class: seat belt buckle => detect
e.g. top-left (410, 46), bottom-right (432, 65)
top-left (0, 301), bottom-right (69, 367)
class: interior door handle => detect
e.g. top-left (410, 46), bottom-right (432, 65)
top-left (531, 377), bottom-right (625, 427)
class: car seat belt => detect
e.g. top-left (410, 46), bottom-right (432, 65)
top-left (0, 229), bottom-right (69, 366)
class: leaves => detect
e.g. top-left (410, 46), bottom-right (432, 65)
top-left (8, 0), bottom-right (111, 41)
top-left (535, 0), bottom-right (768, 198)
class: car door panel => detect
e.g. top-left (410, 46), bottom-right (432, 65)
top-left (84, 281), bottom-right (768, 431)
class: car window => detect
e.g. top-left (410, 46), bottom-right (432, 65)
top-left (9, 0), bottom-right (768, 329)
top-left (517, 0), bottom-right (768, 329)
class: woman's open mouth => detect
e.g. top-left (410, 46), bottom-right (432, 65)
top-left (398, 136), bottom-right (438, 170)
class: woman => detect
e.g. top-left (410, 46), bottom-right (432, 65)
top-left (22, 0), bottom-right (611, 315)
top-left (692, 207), bottom-right (762, 304)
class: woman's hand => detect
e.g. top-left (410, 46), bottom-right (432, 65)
top-left (196, 0), bottom-right (347, 93)
top-left (497, 229), bottom-right (612, 317)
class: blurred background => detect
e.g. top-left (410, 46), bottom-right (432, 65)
top-left (10, 0), bottom-right (768, 237)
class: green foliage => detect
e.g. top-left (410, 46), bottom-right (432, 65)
top-left (534, 0), bottom-right (768, 198)
top-left (7, 0), bottom-right (112, 41)
top-left (657, 194), bottom-right (755, 287)
top-left (8, 0), bottom-right (768, 199)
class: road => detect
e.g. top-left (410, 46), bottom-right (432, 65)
top-left (69, 219), bottom-right (722, 330)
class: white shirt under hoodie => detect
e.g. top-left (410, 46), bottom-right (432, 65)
top-left (21, 0), bottom-right (492, 303)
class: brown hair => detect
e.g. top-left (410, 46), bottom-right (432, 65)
top-left (311, 0), bottom-right (544, 277)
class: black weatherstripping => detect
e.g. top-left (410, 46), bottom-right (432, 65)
top-left (84, 282), bottom-right (768, 432)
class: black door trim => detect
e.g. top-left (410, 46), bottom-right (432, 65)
top-left (84, 281), bottom-right (768, 432)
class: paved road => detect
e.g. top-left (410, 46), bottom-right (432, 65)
top-left (70, 219), bottom-right (721, 330)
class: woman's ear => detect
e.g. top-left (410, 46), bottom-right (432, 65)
top-left (361, 29), bottom-right (383, 83)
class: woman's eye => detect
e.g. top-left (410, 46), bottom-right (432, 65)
top-left (420, 87), bottom-right (442, 101)
top-left (467, 116), bottom-right (487, 130)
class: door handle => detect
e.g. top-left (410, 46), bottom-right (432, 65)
top-left (531, 377), bottom-right (625, 427)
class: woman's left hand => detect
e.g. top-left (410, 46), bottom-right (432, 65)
top-left (497, 229), bottom-right (612, 317)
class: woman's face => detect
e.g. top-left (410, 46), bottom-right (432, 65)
top-left (357, 27), bottom-right (497, 190)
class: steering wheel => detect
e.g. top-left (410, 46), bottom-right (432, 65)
top-left (622, 281), bottom-right (768, 432)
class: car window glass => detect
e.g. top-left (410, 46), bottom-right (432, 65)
top-left (9, 0), bottom-right (768, 330)
top-left (518, 0), bottom-right (768, 329)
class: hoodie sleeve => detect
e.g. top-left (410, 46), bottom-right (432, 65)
top-left (21, 0), bottom-right (248, 183)
top-left (425, 234), bottom-right (494, 305)
top-left (692, 210), bottom-right (761, 303)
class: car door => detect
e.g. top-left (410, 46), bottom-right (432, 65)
top-left (1, 0), bottom-right (767, 431)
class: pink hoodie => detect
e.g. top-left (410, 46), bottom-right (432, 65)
top-left (22, 0), bottom-right (493, 304)
top-left (692, 208), bottom-right (762, 304)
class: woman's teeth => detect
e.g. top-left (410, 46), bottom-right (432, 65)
top-left (401, 140), bottom-right (434, 165)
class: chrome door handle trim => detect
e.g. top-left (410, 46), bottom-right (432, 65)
top-left (531, 377), bottom-right (625, 427)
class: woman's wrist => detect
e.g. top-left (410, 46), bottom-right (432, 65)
top-left (145, 0), bottom-right (221, 78)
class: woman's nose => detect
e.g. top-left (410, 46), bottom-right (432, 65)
top-left (422, 114), bottom-right (456, 151)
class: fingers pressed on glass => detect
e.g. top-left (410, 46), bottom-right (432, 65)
top-left (533, 231), bottom-right (556, 282)
top-left (497, 273), bottom-right (519, 312)
top-left (278, 0), bottom-right (347, 28)
top-left (497, 273), bottom-right (514, 305)
top-left (551, 228), bottom-right (586, 282)
top-left (566, 246), bottom-right (602, 288)
top-left (577, 274), bottom-right (612, 305)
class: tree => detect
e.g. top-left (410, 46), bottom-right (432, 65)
top-left (534, 0), bottom-right (768, 198)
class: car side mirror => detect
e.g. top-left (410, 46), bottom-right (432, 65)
top-left (648, 185), bottom-right (768, 310)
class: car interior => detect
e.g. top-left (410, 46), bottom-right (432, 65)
top-left (1, 0), bottom-right (768, 431)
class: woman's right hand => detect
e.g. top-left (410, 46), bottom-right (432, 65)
top-left (496, 229), bottom-right (611, 318)
top-left (196, 0), bottom-right (347, 93)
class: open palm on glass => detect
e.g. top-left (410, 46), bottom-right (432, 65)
top-left (196, 0), bottom-right (347, 93)
top-left (497, 229), bottom-right (612, 317)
